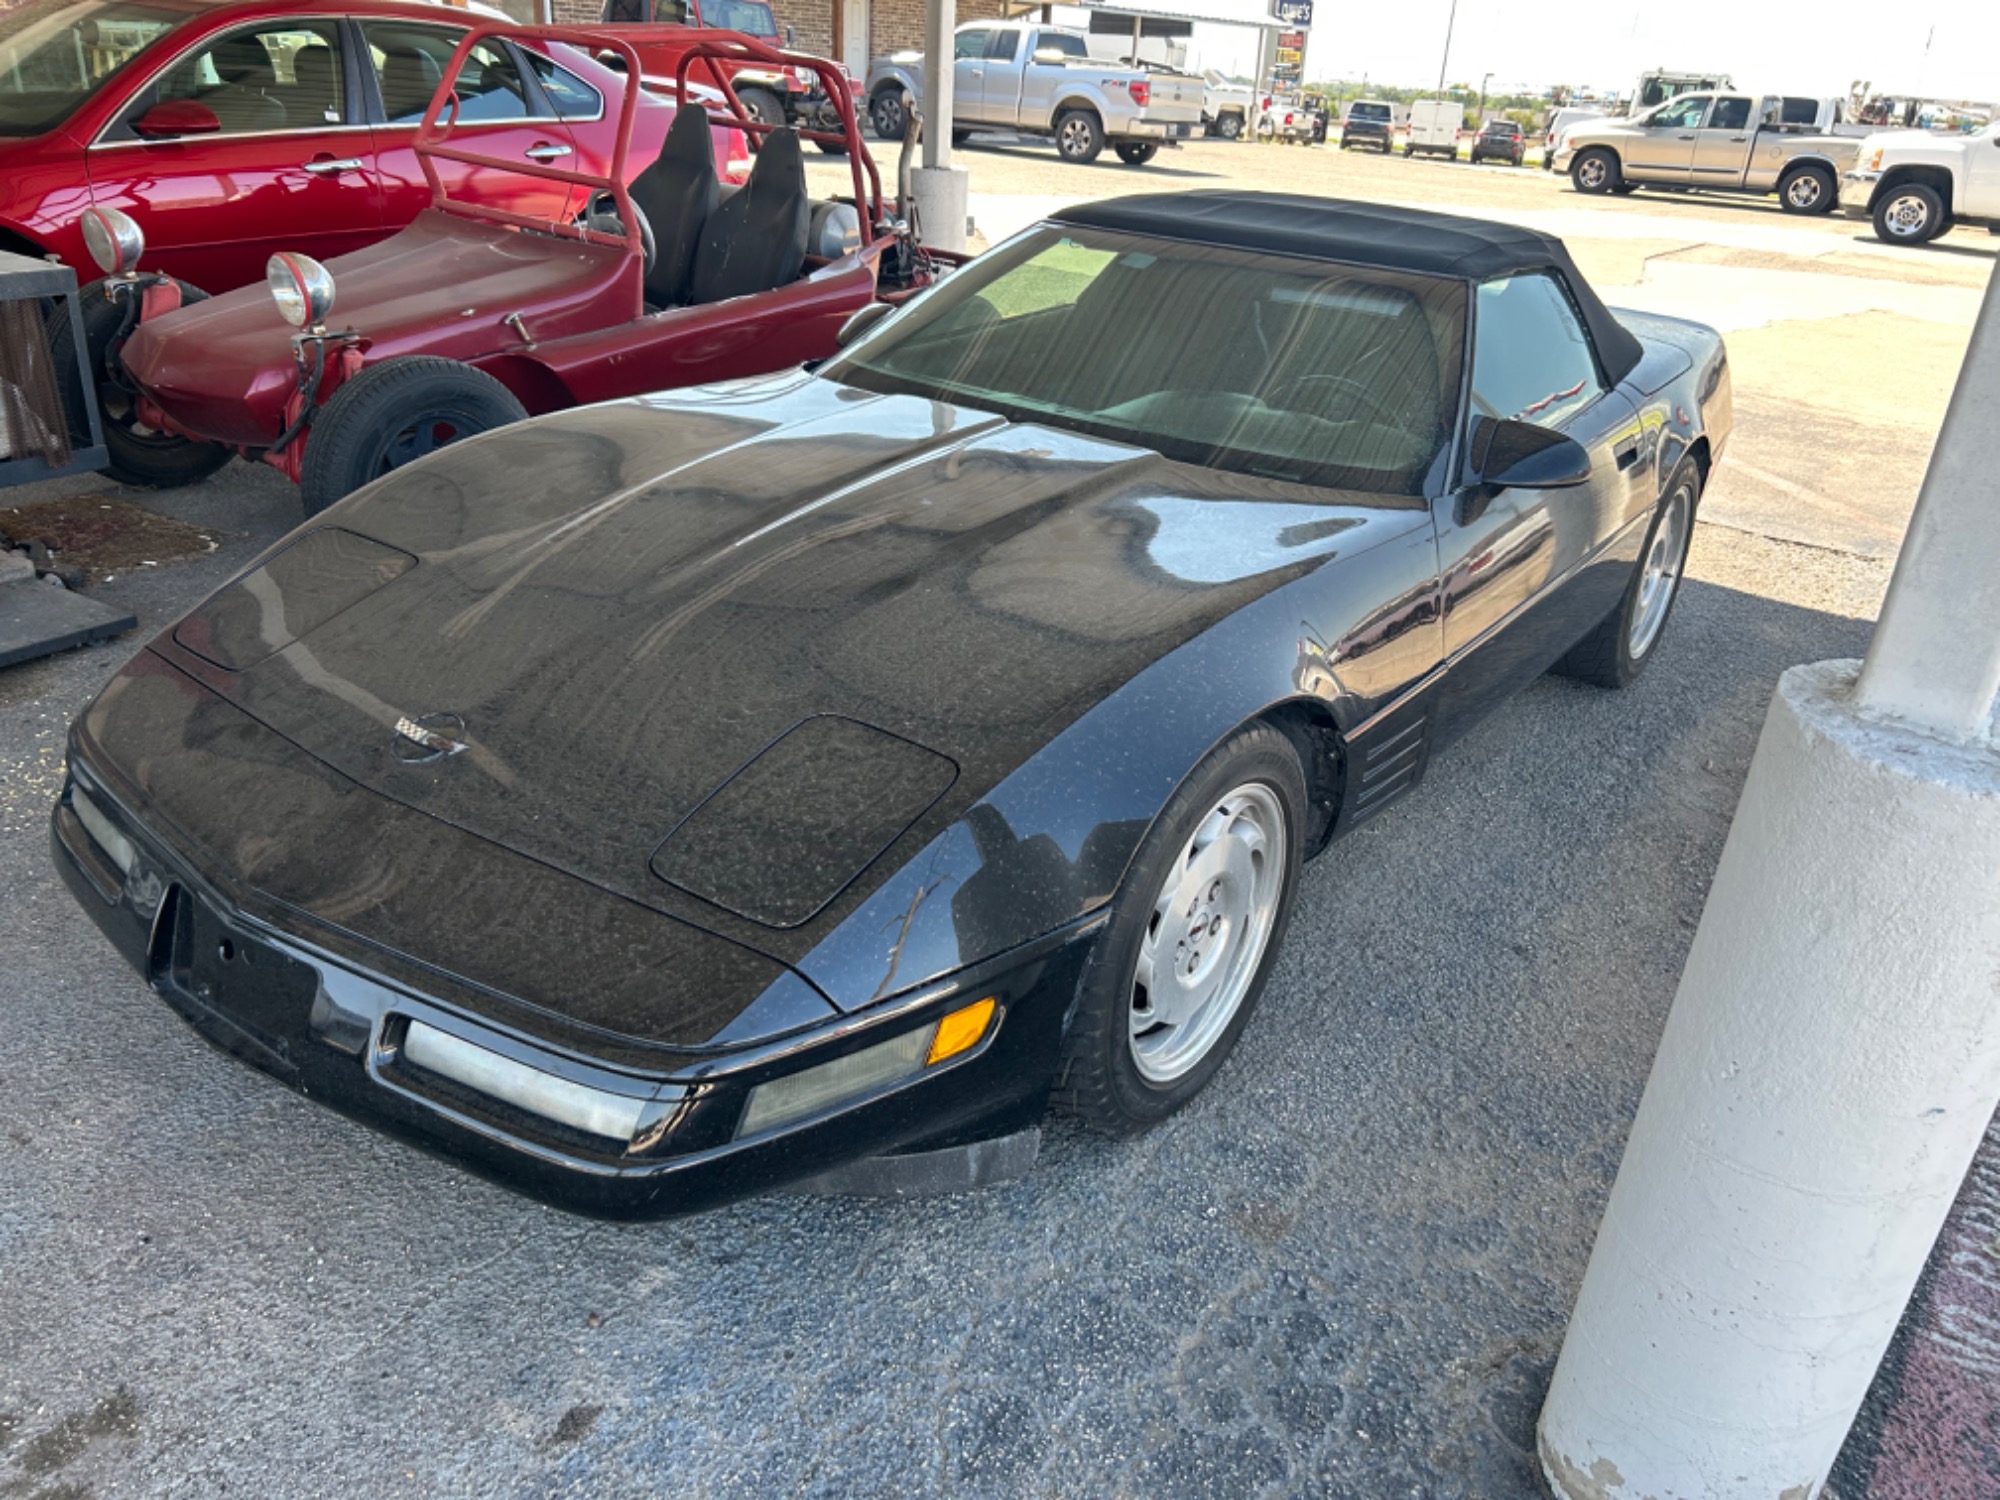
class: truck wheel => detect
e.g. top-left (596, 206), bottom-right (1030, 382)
top-left (1055, 108), bottom-right (1105, 164)
top-left (299, 357), bottom-right (526, 517)
top-left (1217, 112), bottom-right (1242, 140)
top-left (1114, 140), bottom-right (1160, 166)
top-left (1873, 183), bottom-right (1949, 245)
top-left (951, 127), bottom-right (972, 146)
top-left (869, 89), bottom-right (905, 142)
top-left (1571, 147), bottom-right (1620, 194)
top-left (50, 278), bottom-right (231, 490)
top-left (813, 137), bottom-right (849, 157)
top-left (1778, 164), bottom-right (1835, 215)
top-left (735, 87), bottom-right (785, 133)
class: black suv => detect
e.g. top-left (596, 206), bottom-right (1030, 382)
top-left (1339, 99), bottom-right (1394, 151)
top-left (1469, 118), bottom-right (1526, 166)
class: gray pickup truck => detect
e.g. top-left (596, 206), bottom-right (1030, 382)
top-left (865, 22), bottom-right (1204, 165)
top-left (1554, 91), bottom-right (1860, 213)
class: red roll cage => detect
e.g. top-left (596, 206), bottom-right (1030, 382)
top-left (412, 24), bottom-right (884, 255)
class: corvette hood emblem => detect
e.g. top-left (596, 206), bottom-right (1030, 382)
top-left (392, 712), bottom-right (467, 762)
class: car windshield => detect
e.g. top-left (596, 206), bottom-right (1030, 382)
top-left (702, 0), bottom-right (777, 37)
top-left (826, 225), bottom-right (1467, 495)
top-left (0, 0), bottom-right (186, 136)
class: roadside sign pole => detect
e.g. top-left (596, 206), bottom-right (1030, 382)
top-left (1537, 264), bottom-right (2000, 1496)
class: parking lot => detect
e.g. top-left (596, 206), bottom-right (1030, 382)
top-left (3, 137), bottom-right (1993, 1497)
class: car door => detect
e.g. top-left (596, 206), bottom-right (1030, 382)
top-left (1434, 270), bottom-right (1641, 730)
top-left (1690, 94), bottom-right (1753, 185)
top-left (84, 16), bottom-right (384, 292)
top-left (977, 27), bottom-right (1023, 125)
top-left (1623, 93), bottom-right (1707, 181)
top-left (951, 25), bottom-right (995, 125)
top-left (361, 19), bottom-right (582, 232)
top-left (1962, 125), bottom-right (2000, 216)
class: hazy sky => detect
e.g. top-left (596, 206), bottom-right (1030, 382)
top-left (1059, 0), bottom-right (1995, 102)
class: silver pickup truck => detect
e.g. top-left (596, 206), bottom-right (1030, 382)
top-left (1555, 91), bottom-right (1860, 213)
top-left (865, 22), bottom-right (1204, 166)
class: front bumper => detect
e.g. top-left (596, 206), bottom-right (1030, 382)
top-left (52, 754), bottom-right (1091, 1219)
top-left (1840, 169), bottom-right (1882, 213)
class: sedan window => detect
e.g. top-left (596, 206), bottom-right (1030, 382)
top-left (1470, 272), bottom-right (1604, 429)
top-left (363, 23), bottom-right (538, 125)
top-left (148, 21), bottom-right (348, 132)
top-left (826, 225), bottom-right (1467, 496)
top-left (0, 0), bottom-right (181, 136)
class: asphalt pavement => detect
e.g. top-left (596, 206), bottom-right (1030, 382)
top-left (2, 144), bottom-right (1991, 1497)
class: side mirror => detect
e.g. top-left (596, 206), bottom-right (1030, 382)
top-left (784, 23), bottom-right (795, 46)
top-left (835, 300), bottom-right (895, 348)
top-left (595, 48), bottom-right (630, 73)
top-left (1472, 416), bottom-right (1592, 490)
top-left (133, 99), bottom-right (221, 138)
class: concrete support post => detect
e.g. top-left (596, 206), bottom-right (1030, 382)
top-left (910, 0), bottom-right (967, 252)
top-left (1537, 270), bottom-right (2000, 1496)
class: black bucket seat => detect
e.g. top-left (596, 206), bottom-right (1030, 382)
top-left (688, 126), bottom-right (808, 305)
top-left (629, 104), bottom-right (721, 307)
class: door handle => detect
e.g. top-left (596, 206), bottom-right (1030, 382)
top-left (1730, 134), bottom-right (1747, 142)
top-left (302, 157), bottom-right (363, 175)
top-left (1613, 438), bottom-right (1643, 471)
top-left (524, 142), bottom-right (573, 161)
top-left (1677, 133), bottom-right (1695, 140)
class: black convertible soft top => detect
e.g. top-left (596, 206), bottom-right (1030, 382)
top-left (1052, 192), bottom-right (1646, 387)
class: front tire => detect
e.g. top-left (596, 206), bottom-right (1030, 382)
top-left (1054, 108), bottom-right (1105, 164)
top-left (1872, 182), bottom-right (1949, 244)
top-left (1554, 459), bottom-right (1699, 688)
top-left (1113, 139), bottom-right (1159, 166)
top-left (1571, 147), bottom-right (1620, 194)
top-left (50, 278), bottom-right (232, 489)
top-left (298, 356), bottom-right (526, 517)
top-left (868, 89), bottom-right (905, 142)
top-left (1778, 164), bottom-right (1835, 215)
top-left (735, 87), bottom-right (785, 133)
top-left (1053, 724), bottom-right (1305, 1134)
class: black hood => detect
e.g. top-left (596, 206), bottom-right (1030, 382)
top-left (164, 373), bottom-right (1430, 948)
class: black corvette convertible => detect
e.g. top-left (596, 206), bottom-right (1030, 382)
top-left (54, 193), bottom-right (1730, 1217)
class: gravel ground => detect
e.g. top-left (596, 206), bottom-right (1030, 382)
top-left (0, 141), bottom-right (1986, 1497)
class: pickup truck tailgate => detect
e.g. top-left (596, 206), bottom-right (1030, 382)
top-left (1142, 74), bottom-right (1205, 123)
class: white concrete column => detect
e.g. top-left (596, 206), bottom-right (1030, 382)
top-left (1537, 269), bottom-right (2000, 1496)
top-left (910, 0), bottom-right (966, 252)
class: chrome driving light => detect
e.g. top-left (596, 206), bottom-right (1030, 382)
top-left (80, 206), bottom-right (144, 276)
top-left (266, 251), bottom-right (335, 329)
top-left (69, 785), bottom-right (135, 876)
top-left (736, 997), bottom-right (1000, 1139)
top-left (402, 1021), bottom-right (656, 1142)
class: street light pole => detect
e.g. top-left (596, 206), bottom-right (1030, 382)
top-left (1478, 70), bottom-right (1493, 120)
top-left (1433, 0), bottom-right (1457, 99)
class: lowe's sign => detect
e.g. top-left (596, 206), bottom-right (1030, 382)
top-left (1271, 0), bottom-right (1312, 25)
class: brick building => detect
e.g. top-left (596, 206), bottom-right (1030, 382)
top-left (543, 0), bottom-right (1009, 72)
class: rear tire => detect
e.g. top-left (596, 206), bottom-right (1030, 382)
top-left (298, 356), bottom-right (526, 517)
top-left (1571, 146), bottom-right (1620, 194)
top-left (1053, 723), bottom-right (1305, 1134)
top-left (1872, 182), bottom-right (1949, 245)
top-left (49, 277), bottom-right (231, 489)
top-left (1054, 108), bottom-right (1105, 164)
top-left (1778, 163), bottom-right (1835, 215)
top-left (1114, 140), bottom-right (1159, 166)
top-left (1217, 112), bottom-right (1243, 140)
top-left (1553, 458), bottom-right (1700, 688)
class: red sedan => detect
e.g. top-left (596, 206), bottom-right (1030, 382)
top-left (0, 0), bottom-right (741, 291)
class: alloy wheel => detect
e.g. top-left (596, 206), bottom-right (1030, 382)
top-left (1629, 481), bottom-right (1692, 659)
top-left (1882, 192), bottom-right (1932, 239)
top-left (1786, 174), bottom-right (1824, 210)
top-left (1129, 782), bottom-right (1287, 1084)
top-left (1577, 157), bottom-right (1606, 189)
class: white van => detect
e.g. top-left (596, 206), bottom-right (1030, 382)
top-left (1406, 99), bottom-right (1461, 159)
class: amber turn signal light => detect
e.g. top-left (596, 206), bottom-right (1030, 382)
top-left (927, 997), bottom-right (997, 1066)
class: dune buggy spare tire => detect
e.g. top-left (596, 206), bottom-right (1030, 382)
top-left (299, 357), bottom-right (527, 517)
top-left (50, 277), bottom-right (231, 489)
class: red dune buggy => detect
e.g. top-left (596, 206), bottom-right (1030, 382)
top-left (58, 24), bottom-right (944, 515)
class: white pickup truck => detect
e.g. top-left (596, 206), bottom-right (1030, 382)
top-left (1840, 122), bottom-right (2000, 244)
top-left (865, 22), bottom-right (1205, 165)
